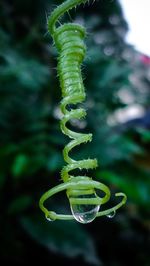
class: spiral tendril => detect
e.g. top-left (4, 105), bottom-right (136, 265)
top-left (39, 0), bottom-right (127, 223)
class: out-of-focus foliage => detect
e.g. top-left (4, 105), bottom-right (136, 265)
top-left (0, 0), bottom-right (149, 265)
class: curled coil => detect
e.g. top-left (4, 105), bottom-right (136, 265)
top-left (39, 0), bottom-right (127, 222)
top-left (54, 23), bottom-right (98, 184)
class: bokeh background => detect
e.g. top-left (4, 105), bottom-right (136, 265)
top-left (0, 0), bottom-right (149, 265)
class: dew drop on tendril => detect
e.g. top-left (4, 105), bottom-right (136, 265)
top-left (46, 214), bottom-right (54, 222)
top-left (106, 210), bottom-right (116, 218)
top-left (70, 193), bottom-right (100, 224)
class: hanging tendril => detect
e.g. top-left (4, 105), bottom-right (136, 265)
top-left (39, 0), bottom-right (127, 223)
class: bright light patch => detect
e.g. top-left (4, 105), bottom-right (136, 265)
top-left (120, 0), bottom-right (150, 56)
top-left (107, 105), bottom-right (145, 125)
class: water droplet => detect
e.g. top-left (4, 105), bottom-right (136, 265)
top-left (45, 214), bottom-right (54, 222)
top-left (106, 210), bottom-right (116, 218)
top-left (70, 193), bottom-right (100, 224)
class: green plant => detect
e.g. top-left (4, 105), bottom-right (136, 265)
top-left (39, 0), bottom-right (126, 223)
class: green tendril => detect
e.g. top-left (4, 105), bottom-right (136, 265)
top-left (39, 0), bottom-right (127, 223)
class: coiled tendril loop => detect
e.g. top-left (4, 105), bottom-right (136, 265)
top-left (39, 0), bottom-right (127, 223)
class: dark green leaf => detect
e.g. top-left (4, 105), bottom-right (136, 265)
top-left (8, 195), bottom-right (32, 214)
top-left (21, 215), bottom-right (100, 265)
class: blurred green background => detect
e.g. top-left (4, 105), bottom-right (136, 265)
top-left (0, 0), bottom-right (149, 265)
